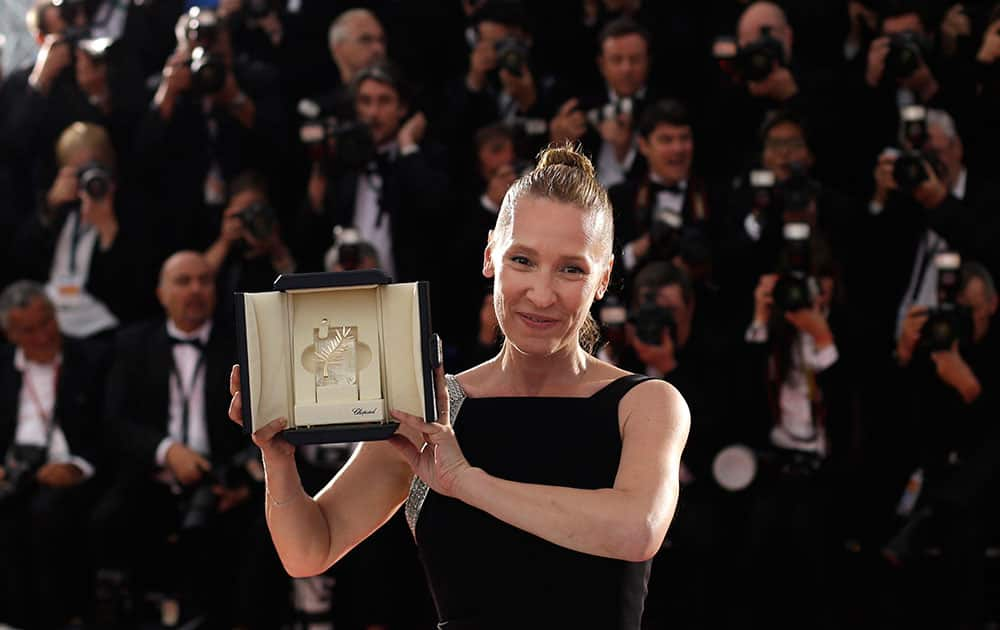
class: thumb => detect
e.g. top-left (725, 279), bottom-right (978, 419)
top-left (196, 455), bottom-right (212, 472)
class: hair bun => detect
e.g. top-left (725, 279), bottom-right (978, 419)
top-left (534, 144), bottom-right (596, 179)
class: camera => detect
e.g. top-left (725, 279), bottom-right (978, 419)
top-left (235, 201), bottom-right (276, 241)
top-left (52, 0), bottom-right (89, 42)
top-left (0, 444), bottom-right (47, 505)
top-left (918, 252), bottom-right (972, 353)
top-left (299, 103), bottom-right (376, 173)
top-left (648, 203), bottom-right (684, 262)
top-left (772, 222), bottom-right (816, 313)
top-left (327, 226), bottom-right (366, 271)
top-left (78, 161), bottom-right (112, 200)
top-left (586, 97), bottom-right (633, 128)
top-left (495, 36), bottom-right (529, 77)
top-left (891, 106), bottom-right (946, 194)
top-left (736, 26), bottom-right (785, 82)
top-left (180, 448), bottom-right (258, 532)
top-left (885, 30), bottom-right (927, 83)
top-left (183, 7), bottom-right (227, 95)
top-left (779, 162), bottom-right (820, 214)
top-left (628, 292), bottom-right (678, 346)
top-left (749, 169), bottom-right (777, 214)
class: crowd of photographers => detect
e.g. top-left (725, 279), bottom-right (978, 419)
top-left (0, 0), bottom-right (999, 628)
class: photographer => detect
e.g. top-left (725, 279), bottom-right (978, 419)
top-left (742, 225), bottom-right (854, 628)
top-left (888, 261), bottom-right (1000, 627)
top-left (550, 17), bottom-right (657, 188)
top-left (705, 2), bottom-right (830, 181)
top-left (205, 171), bottom-right (295, 320)
top-left (9, 122), bottom-right (156, 338)
top-left (92, 251), bottom-right (261, 626)
top-left (0, 1), bottom-right (145, 222)
top-left (137, 6), bottom-right (285, 252)
top-left (0, 281), bottom-right (108, 629)
top-left (608, 99), bottom-right (721, 285)
top-left (444, 0), bottom-right (564, 163)
top-left (610, 261), bottom-right (734, 627)
top-left (445, 123), bottom-right (518, 370)
top-left (296, 60), bottom-right (449, 281)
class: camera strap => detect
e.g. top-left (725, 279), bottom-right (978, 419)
top-left (169, 342), bottom-right (207, 447)
top-left (22, 361), bottom-right (62, 450)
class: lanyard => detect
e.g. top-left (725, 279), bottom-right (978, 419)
top-left (69, 210), bottom-right (84, 275)
top-left (23, 362), bottom-right (61, 448)
top-left (170, 350), bottom-right (207, 447)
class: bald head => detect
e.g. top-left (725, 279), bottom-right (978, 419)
top-left (329, 9), bottom-right (386, 82)
top-left (738, 1), bottom-right (792, 56)
top-left (157, 251), bottom-right (216, 332)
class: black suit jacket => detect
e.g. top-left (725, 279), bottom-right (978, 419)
top-left (0, 338), bottom-right (109, 470)
top-left (294, 143), bottom-right (450, 280)
top-left (105, 319), bottom-right (245, 470)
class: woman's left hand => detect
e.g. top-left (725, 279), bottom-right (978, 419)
top-left (388, 366), bottom-right (471, 498)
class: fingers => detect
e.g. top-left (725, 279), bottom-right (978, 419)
top-left (196, 454), bottom-right (212, 473)
top-left (387, 434), bottom-right (420, 470)
top-left (434, 365), bottom-right (449, 425)
top-left (228, 392), bottom-right (244, 426)
top-left (230, 364), bottom-right (240, 396)
top-left (557, 98), bottom-right (579, 116)
top-left (252, 417), bottom-right (288, 444)
top-left (391, 409), bottom-right (447, 440)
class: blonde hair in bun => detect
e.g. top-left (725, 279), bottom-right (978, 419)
top-left (492, 143), bottom-right (613, 353)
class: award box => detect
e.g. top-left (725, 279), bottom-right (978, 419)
top-left (235, 270), bottom-right (439, 445)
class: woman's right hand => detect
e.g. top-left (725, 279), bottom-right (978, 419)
top-left (229, 365), bottom-right (295, 459)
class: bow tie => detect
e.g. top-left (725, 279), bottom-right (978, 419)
top-left (367, 152), bottom-right (394, 177)
top-left (649, 181), bottom-right (684, 195)
top-left (169, 336), bottom-right (206, 352)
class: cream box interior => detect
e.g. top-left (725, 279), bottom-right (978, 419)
top-left (241, 282), bottom-right (428, 433)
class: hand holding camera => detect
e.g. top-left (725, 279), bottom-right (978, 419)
top-left (931, 341), bottom-right (982, 403)
top-left (165, 442), bottom-right (211, 487)
top-left (47, 165), bottom-right (81, 210)
top-left (397, 111), bottom-right (427, 150)
top-left (598, 112), bottom-right (633, 162)
top-left (467, 39), bottom-right (497, 91)
top-left (753, 273), bottom-right (779, 326)
top-left (499, 63), bottom-right (537, 112)
top-left (29, 35), bottom-right (72, 95)
top-left (747, 64), bottom-right (798, 101)
top-left (865, 36), bottom-right (891, 87)
top-left (896, 305), bottom-right (929, 366)
top-left (626, 323), bottom-right (677, 375)
top-left (36, 462), bottom-right (84, 488)
top-left (977, 21), bottom-right (1000, 64)
top-left (486, 163), bottom-right (517, 208)
top-left (784, 305), bottom-right (834, 349)
top-left (549, 98), bottom-right (586, 145)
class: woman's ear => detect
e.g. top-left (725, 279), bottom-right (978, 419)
top-left (596, 255), bottom-right (614, 300)
top-left (483, 229), bottom-right (495, 278)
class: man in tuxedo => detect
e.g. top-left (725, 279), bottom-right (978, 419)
top-left (607, 99), bottom-right (722, 290)
top-left (550, 16), bottom-right (655, 188)
top-left (296, 60), bottom-right (449, 280)
top-left (92, 251), bottom-right (257, 625)
top-left (0, 280), bottom-right (109, 629)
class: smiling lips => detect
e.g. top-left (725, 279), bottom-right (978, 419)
top-left (517, 312), bottom-right (559, 329)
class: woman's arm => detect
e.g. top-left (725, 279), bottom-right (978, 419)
top-left (229, 367), bottom-right (418, 578)
top-left (392, 379), bottom-right (690, 562)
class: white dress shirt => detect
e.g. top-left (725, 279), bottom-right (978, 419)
top-left (155, 320), bottom-right (213, 467)
top-left (893, 168), bottom-right (967, 340)
top-left (745, 320), bottom-right (839, 455)
top-left (13, 349), bottom-right (95, 479)
top-left (354, 145), bottom-right (398, 279)
top-left (621, 175), bottom-right (688, 271)
top-left (596, 87), bottom-right (645, 189)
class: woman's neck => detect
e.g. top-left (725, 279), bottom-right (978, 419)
top-left (493, 340), bottom-right (590, 395)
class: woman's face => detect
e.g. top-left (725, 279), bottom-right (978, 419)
top-left (484, 196), bottom-right (611, 356)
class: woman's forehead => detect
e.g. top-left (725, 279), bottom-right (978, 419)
top-left (506, 197), bottom-right (601, 251)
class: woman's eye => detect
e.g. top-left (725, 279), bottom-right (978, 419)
top-left (563, 266), bottom-right (585, 275)
top-left (510, 255), bottom-right (531, 266)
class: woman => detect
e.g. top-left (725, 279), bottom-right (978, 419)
top-left (228, 145), bottom-right (690, 628)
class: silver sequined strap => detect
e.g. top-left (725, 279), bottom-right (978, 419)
top-left (405, 374), bottom-right (467, 535)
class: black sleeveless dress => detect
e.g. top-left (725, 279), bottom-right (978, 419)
top-left (408, 374), bottom-right (655, 629)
